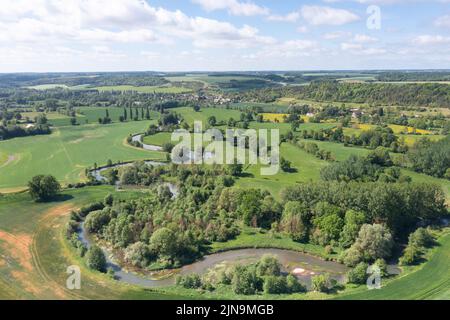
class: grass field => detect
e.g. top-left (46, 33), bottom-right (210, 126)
top-left (250, 122), bottom-right (336, 136)
top-left (401, 135), bottom-right (446, 147)
top-left (236, 143), bottom-right (327, 198)
top-left (0, 151), bottom-right (8, 166)
top-left (172, 107), bottom-right (243, 126)
top-left (337, 229), bottom-right (450, 300)
top-left (211, 227), bottom-right (338, 260)
top-left (19, 112), bottom-right (70, 120)
top-left (1, 187), bottom-right (448, 300)
top-left (0, 187), bottom-right (191, 299)
top-left (75, 107), bottom-right (160, 124)
top-left (18, 111), bottom-right (88, 127)
top-left (94, 85), bottom-right (193, 94)
top-left (1, 105), bottom-right (449, 300)
top-left (0, 121), bottom-right (165, 191)
top-left (165, 75), bottom-right (260, 85)
top-left (337, 76), bottom-right (377, 83)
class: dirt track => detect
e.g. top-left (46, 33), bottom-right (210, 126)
top-left (0, 203), bottom-right (82, 299)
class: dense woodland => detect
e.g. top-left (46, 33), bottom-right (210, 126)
top-left (406, 135), bottom-right (450, 179)
top-left (233, 81), bottom-right (450, 107)
top-left (0, 111), bottom-right (51, 140)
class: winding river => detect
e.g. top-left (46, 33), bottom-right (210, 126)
top-left (83, 162), bottom-right (352, 288)
top-left (77, 222), bottom-right (351, 288)
top-left (82, 142), bottom-right (399, 289)
top-left (131, 134), bottom-right (163, 151)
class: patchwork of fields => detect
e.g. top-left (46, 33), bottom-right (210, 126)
top-left (1, 105), bottom-right (449, 300)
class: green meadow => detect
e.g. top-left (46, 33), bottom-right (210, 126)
top-left (0, 186), bottom-right (448, 300)
top-left (337, 229), bottom-right (450, 300)
top-left (0, 121), bottom-right (165, 191)
top-left (0, 187), bottom-right (190, 300)
top-left (75, 106), bottom-right (160, 124)
top-left (172, 107), bottom-right (243, 125)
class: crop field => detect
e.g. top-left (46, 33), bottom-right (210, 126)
top-left (94, 85), bottom-right (193, 94)
top-left (343, 125), bottom-right (444, 146)
top-left (261, 113), bottom-right (289, 123)
top-left (165, 75), bottom-right (261, 85)
top-left (354, 124), bottom-right (433, 135)
top-left (0, 121), bottom-right (165, 192)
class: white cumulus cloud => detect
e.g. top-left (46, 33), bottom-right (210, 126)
top-left (191, 0), bottom-right (269, 16)
top-left (301, 5), bottom-right (360, 26)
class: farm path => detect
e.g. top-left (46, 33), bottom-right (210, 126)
top-left (0, 155), bottom-right (17, 168)
top-left (0, 203), bottom-right (81, 299)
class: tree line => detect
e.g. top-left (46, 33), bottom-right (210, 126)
top-left (231, 81), bottom-right (450, 107)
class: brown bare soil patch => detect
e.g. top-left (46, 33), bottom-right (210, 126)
top-left (0, 231), bottom-right (33, 271)
top-left (10, 270), bottom-right (43, 296)
top-left (41, 203), bottom-right (75, 222)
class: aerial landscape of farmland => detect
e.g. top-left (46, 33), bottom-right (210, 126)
top-left (0, 0), bottom-right (449, 313)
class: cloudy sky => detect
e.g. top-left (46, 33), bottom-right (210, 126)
top-left (0, 0), bottom-right (449, 72)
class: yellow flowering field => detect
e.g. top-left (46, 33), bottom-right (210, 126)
top-left (261, 113), bottom-right (310, 123)
top-left (261, 113), bottom-right (289, 123)
top-left (356, 124), bottom-right (432, 135)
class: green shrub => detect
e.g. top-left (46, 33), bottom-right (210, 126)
top-left (104, 194), bottom-right (114, 206)
top-left (231, 265), bottom-right (262, 295)
top-left (311, 274), bottom-right (333, 293)
top-left (409, 228), bottom-right (434, 248)
top-left (86, 245), bottom-right (107, 273)
top-left (263, 276), bottom-right (288, 294)
top-left (256, 254), bottom-right (281, 277)
top-left (373, 258), bottom-right (388, 277)
top-left (66, 221), bottom-right (80, 238)
top-left (176, 274), bottom-right (202, 289)
top-left (347, 262), bottom-right (369, 284)
top-left (399, 245), bottom-right (422, 266)
top-left (28, 174), bottom-right (60, 201)
top-left (286, 274), bottom-right (306, 293)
